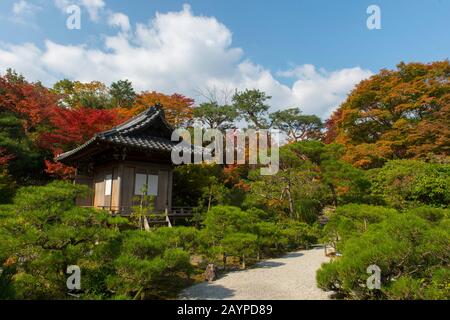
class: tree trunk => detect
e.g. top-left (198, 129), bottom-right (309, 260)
top-left (133, 287), bottom-right (143, 300)
top-left (143, 216), bottom-right (150, 231)
top-left (328, 183), bottom-right (338, 207)
top-left (207, 185), bottom-right (213, 212)
top-left (286, 184), bottom-right (294, 219)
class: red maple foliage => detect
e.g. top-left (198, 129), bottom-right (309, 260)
top-left (39, 107), bottom-right (126, 150)
top-left (44, 159), bottom-right (76, 180)
top-left (0, 148), bottom-right (15, 166)
top-left (0, 74), bottom-right (57, 133)
top-left (1, 72), bottom-right (128, 179)
top-left (323, 109), bottom-right (342, 144)
top-left (41, 107), bottom-right (126, 179)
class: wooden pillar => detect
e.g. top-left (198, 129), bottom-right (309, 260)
top-left (167, 168), bottom-right (173, 212)
top-left (117, 162), bottom-right (124, 214)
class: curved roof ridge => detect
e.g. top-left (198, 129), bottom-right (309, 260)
top-left (55, 104), bottom-right (177, 162)
top-left (99, 105), bottom-right (160, 137)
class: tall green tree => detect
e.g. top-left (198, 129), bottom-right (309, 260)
top-left (52, 80), bottom-right (112, 109)
top-left (109, 79), bottom-right (136, 109)
top-left (0, 113), bottom-right (45, 188)
top-left (232, 89), bottom-right (271, 128)
top-left (193, 101), bottom-right (238, 130)
top-left (270, 108), bottom-right (323, 141)
top-left (249, 144), bottom-right (324, 221)
top-left (249, 141), bottom-right (370, 220)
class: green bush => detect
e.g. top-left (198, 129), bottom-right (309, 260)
top-left (199, 206), bottom-right (260, 264)
top-left (0, 170), bottom-right (16, 204)
top-left (254, 221), bottom-right (286, 256)
top-left (279, 220), bottom-right (319, 250)
top-left (295, 199), bottom-right (322, 224)
top-left (0, 182), bottom-right (123, 299)
top-left (371, 160), bottom-right (450, 208)
top-left (200, 206), bottom-right (319, 266)
top-left (222, 232), bottom-right (258, 269)
top-left (106, 229), bottom-right (195, 299)
top-left (322, 204), bottom-right (397, 250)
top-left (0, 182), bottom-right (196, 300)
top-left (407, 206), bottom-right (449, 223)
top-left (317, 212), bottom-right (450, 300)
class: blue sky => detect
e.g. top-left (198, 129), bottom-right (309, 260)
top-left (0, 0), bottom-right (449, 117)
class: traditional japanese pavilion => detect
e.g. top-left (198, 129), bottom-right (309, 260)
top-left (57, 105), bottom-right (187, 216)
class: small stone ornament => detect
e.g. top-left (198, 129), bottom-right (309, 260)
top-left (204, 263), bottom-right (216, 283)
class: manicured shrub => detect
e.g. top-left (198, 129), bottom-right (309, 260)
top-left (0, 182), bottom-right (196, 300)
top-left (322, 204), bottom-right (397, 250)
top-left (106, 230), bottom-right (194, 299)
top-left (200, 205), bottom-right (319, 266)
top-left (199, 206), bottom-right (261, 265)
top-left (278, 220), bottom-right (319, 250)
top-left (317, 213), bottom-right (450, 299)
top-left (254, 221), bottom-right (286, 256)
top-left (0, 182), bottom-right (123, 299)
top-left (222, 232), bottom-right (258, 269)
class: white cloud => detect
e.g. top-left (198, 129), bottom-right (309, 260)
top-left (278, 64), bottom-right (373, 116)
top-left (81, 0), bottom-right (105, 21)
top-left (53, 0), bottom-right (105, 22)
top-left (108, 12), bottom-right (130, 32)
top-left (0, 4), bottom-right (372, 118)
top-left (53, 0), bottom-right (70, 12)
top-left (0, 42), bottom-right (57, 82)
top-left (9, 0), bottom-right (42, 27)
top-left (13, 0), bottom-right (41, 16)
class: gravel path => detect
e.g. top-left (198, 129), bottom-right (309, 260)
top-left (180, 247), bottom-right (332, 300)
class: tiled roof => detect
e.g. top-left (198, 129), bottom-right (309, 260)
top-left (56, 105), bottom-right (200, 162)
top-left (104, 134), bottom-right (177, 152)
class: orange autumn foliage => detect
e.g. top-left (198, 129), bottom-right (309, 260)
top-left (223, 164), bottom-right (251, 191)
top-left (121, 91), bottom-right (194, 127)
top-left (325, 61), bottom-right (450, 168)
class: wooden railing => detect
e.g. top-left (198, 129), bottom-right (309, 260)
top-left (94, 206), bottom-right (194, 218)
top-left (170, 207), bottom-right (194, 217)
